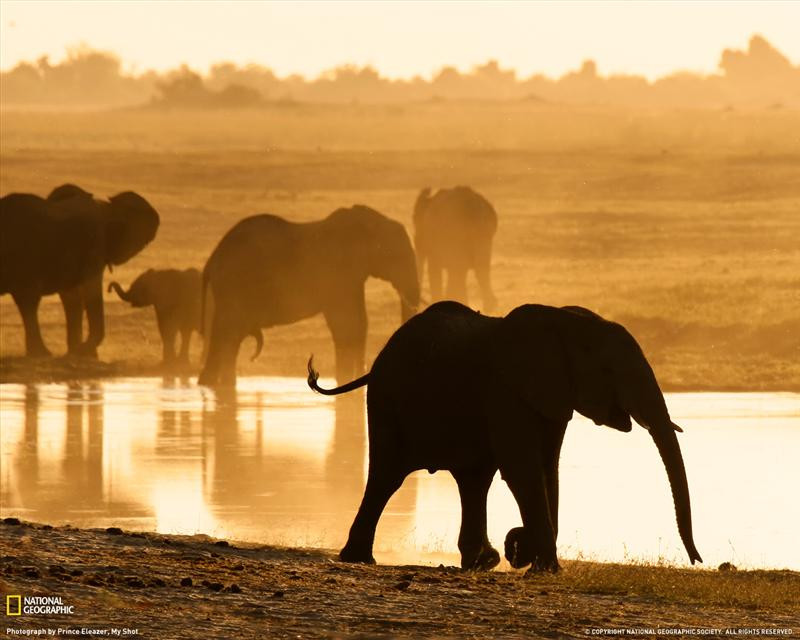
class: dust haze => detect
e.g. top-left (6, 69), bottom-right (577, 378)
top-left (1, 35), bottom-right (798, 389)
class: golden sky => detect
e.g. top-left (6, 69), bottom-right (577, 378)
top-left (1, 0), bottom-right (798, 79)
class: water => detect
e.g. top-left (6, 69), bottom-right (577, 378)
top-left (1, 378), bottom-right (798, 570)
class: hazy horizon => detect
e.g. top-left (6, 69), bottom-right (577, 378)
top-left (1, 0), bottom-right (799, 80)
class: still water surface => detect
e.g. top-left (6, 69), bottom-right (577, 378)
top-left (1, 378), bottom-right (798, 570)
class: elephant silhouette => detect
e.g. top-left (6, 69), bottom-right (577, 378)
top-left (108, 268), bottom-right (202, 365)
top-left (414, 186), bottom-right (498, 311)
top-left (198, 205), bottom-right (419, 387)
top-left (309, 301), bottom-right (702, 573)
top-left (0, 184), bottom-right (160, 357)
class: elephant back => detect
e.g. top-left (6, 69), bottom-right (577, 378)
top-left (0, 192), bottom-right (101, 294)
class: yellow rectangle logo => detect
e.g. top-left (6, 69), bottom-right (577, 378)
top-left (6, 595), bottom-right (21, 616)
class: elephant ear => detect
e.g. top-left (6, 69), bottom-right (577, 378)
top-left (559, 310), bottom-right (634, 432)
top-left (105, 192), bottom-right (160, 265)
top-left (492, 305), bottom-right (574, 425)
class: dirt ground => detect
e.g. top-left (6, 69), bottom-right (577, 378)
top-left (1, 519), bottom-right (798, 639)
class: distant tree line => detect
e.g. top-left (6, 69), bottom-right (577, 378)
top-left (1, 36), bottom-right (797, 108)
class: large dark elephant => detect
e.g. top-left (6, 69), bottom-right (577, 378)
top-left (108, 268), bottom-right (202, 365)
top-left (0, 184), bottom-right (160, 357)
top-left (414, 186), bottom-right (498, 311)
top-left (198, 205), bottom-right (420, 387)
top-left (308, 301), bottom-right (702, 573)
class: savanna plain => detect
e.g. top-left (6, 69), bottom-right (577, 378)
top-left (1, 104), bottom-right (799, 388)
top-left (1, 104), bottom-right (799, 636)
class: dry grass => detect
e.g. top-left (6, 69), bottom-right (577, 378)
top-left (1, 105), bottom-right (799, 388)
top-left (562, 561), bottom-right (800, 612)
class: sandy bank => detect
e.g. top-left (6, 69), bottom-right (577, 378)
top-left (1, 519), bottom-right (798, 638)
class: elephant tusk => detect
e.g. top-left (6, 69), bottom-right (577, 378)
top-left (671, 421), bottom-right (684, 433)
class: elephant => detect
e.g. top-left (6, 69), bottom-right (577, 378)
top-left (308, 301), bottom-right (702, 573)
top-left (413, 186), bottom-right (498, 312)
top-left (108, 268), bottom-right (202, 365)
top-left (0, 184), bottom-right (160, 357)
top-left (197, 205), bottom-right (420, 387)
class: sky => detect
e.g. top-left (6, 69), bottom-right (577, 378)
top-left (1, 1), bottom-right (799, 80)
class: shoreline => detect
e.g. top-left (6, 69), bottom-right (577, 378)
top-left (1, 357), bottom-right (799, 393)
top-left (1, 519), bottom-right (798, 638)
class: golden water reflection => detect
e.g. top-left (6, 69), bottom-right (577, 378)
top-left (1, 379), bottom-right (798, 570)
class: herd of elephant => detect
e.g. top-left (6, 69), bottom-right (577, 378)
top-left (0, 183), bottom-right (497, 381)
top-left (0, 183), bottom-right (703, 575)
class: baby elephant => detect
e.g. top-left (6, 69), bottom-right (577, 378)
top-left (108, 268), bottom-right (202, 365)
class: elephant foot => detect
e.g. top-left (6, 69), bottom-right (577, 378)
top-left (460, 545), bottom-right (501, 571)
top-left (339, 544), bottom-right (376, 565)
top-left (504, 527), bottom-right (530, 569)
top-left (69, 343), bottom-right (98, 359)
top-left (504, 526), bottom-right (559, 573)
top-left (525, 558), bottom-right (561, 575)
top-left (26, 345), bottom-right (52, 358)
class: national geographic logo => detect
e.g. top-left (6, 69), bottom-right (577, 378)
top-left (5, 595), bottom-right (74, 615)
top-left (6, 596), bottom-right (21, 616)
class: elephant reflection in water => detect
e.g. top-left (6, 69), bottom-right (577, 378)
top-left (7, 384), bottom-right (108, 521)
top-left (2, 386), bottom-right (42, 512)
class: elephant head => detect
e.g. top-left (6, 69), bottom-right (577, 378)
top-left (496, 304), bottom-right (702, 566)
top-left (108, 269), bottom-right (157, 307)
top-left (104, 192), bottom-right (160, 265)
top-left (333, 205), bottom-right (421, 322)
top-left (47, 184), bottom-right (160, 269)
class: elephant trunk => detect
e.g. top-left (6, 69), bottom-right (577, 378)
top-left (648, 423), bottom-right (703, 564)
top-left (108, 281), bottom-right (133, 303)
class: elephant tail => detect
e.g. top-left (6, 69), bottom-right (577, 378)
top-left (250, 329), bottom-right (264, 361)
top-left (307, 355), bottom-right (369, 395)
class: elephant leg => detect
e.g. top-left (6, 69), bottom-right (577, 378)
top-left (491, 415), bottom-right (559, 573)
top-left (542, 425), bottom-right (567, 538)
top-left (340, 464), bottom-right (407, 564)
top-left (59, 286), bottom-right (84, 355)
top-left (177, 328), bottom-right (192, 364)
top-left (198, 321), bottom-right (222, 385)
top-left (156, 309), bottom-right (178, 364)
top-left (217, 332), bottom-right (242, 387)
top-left (198, 304), bottom-right (242, 386)
top-left (333, 339), bottom-right (366, 385)
top-left (428, 258), bottom-right (444, 302)
top-left (452, 465), bottom-right (500, 570)
top-left (445, 266), bottom-right (468, 305)
top-left (474, 245), bottom-right (497, 312)
top-left (12, 291), bottom-right (50, 357)
top-left (325, 293), bottom-right (367, 385)
top-left (198, 339), bottom-right (220, 385)
top-left (79, 274), bottom-right (104, 358)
